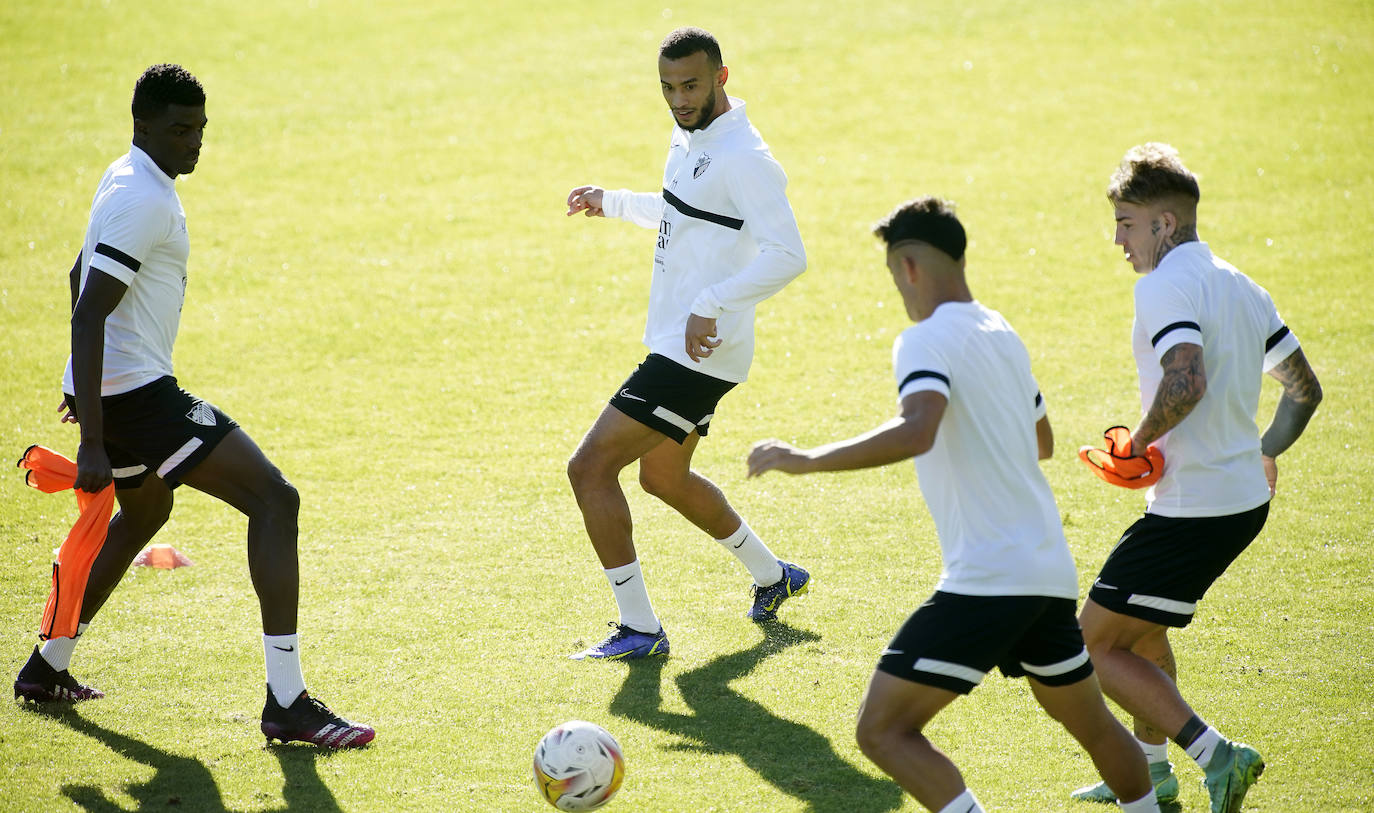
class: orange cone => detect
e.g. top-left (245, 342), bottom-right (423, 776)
top-left (133, 543), bottom-right (193, 569)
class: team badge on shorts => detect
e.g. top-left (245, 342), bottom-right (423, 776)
top-left (693, 153), bottom-right (711, 179)
top-left (186, 401), bottom-right (217, 427)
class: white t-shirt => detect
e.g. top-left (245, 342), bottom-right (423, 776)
top-left (893, 301), bottom-right (1078, 599)
top-left (63, 145), bottom-right (190, 396)
top-left (601, 98), bottom-right (806, 383)
top-left (1132, 241), bottom-right (1300, 517)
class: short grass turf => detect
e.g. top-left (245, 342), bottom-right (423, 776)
top-left (1, 1), bottom-right (1371, 810)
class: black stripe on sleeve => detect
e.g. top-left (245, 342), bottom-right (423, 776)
top-left (1034, 391), bottom-right (1043, 408)
top-left (899, 370), bottom-right (950, 392)
top-left (1265, 325), bottom-right (1291, 352)
top-left (662, 189), bottom-right (744, 231)
top-left (1150, 320), bottom-right (1201, 348)
top-left (93, 242), bottom-right (142, 273)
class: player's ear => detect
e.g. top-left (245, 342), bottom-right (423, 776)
top-left (1159, 209), bottom-right (1177, 238)
top-left (717, 64), bottom-right (728, 88)
top-left (901, 253), bottom-right (920, 284)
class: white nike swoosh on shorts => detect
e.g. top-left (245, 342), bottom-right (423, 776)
top-left (618, 388), bottom-right (647, 402)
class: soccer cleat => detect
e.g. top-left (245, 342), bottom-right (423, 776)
top-left (1070, 761), bottom-right (1180, 804)
top-left (1203, 739), bottom-right (1264, 813)
top-left (13, 646), bottom-right (104, 703)
top-left (746, 560), bottom-right (810, 621)
top-left (260, 688), bottom-right (375, 748)
top-left (569, 623), bottom-right (670, 661)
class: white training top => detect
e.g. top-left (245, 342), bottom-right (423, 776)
top-left (63, 145), bottom-right (190, 396)
top-left (894, 301), bottom-right (1078, 599)
top-left (601, 98), bottom-right (806, 383)
top-left (1132, 241), bottom-right (1300, 517)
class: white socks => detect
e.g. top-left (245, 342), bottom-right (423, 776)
top-left (716, 522), bottom-right (783, 586)
top-left (263, 633), bottom-right (306, 707)
top-left (1185, 725), bottom-right (1224, 768)
top-left (38, 622), bottom-right (90, 671)
top-left (938, 789), bottom-right (984, 813)
top-left (1119, 790), bottom-right (1162, 812)
top-left (1139, 738), bottom-right (1169, 765)
top-left (605, 560), bottom-right (660, 634)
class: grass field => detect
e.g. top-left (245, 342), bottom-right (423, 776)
top-left (2, 1), bottom-right (1372, 810)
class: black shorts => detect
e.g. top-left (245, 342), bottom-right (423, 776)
top-left (65, 376), bottom-right (239, 490)
top-left (1088, 502), bottom-right (1270, 628)
top-left (877, 592), bottom-right (1094, 694)
top-left (608, 354), bottom-right (736, 444)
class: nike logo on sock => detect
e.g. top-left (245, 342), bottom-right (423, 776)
top-left (272, 645), bottom-right (295, 652)
top-left (614, 576), bottom-right (635, 586)
top-left (733, 537), bottom-right (748, 548)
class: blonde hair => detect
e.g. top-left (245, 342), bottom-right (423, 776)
top-left (1107, 143), bottom-right (1200, 207)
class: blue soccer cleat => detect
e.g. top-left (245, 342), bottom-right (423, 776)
top-left (1204, 739), bottom-right (1265, 813)
top-left (746, 560), bottom-right (810, 621)
top-left (570, 623), bottom-right (670, 661)
top-left (1070, 760), bottom-right (1180, 804)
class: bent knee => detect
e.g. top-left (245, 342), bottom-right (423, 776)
top-left (637, 467), bottom-right (684, 500)
top-left (855, 708), bottom-right (909, 760)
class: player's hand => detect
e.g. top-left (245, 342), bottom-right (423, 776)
top-left (58, 398), bottom-right (78, 424)
top-left (748, 439), bottom-right (812, 478)
top-left (685, 313), bottom-right (722, 362)
top-left (74, 439), bottom-right (112, 494)
top-left (1078, 425), bottom-right (1164, 489)
top-left (1262, 454), bottom-right (1277, 496)
top-left (566, 186), bottom-right (606, 217)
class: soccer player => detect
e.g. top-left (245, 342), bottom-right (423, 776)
top-left (748, 198), bottom-right (1160, 813)
top-left (1067, 143), bottom-right (1322, 812)
top-left (563, 27), bottom-right (809, 660)
top-left (12, 65), bottom-right (373, 749)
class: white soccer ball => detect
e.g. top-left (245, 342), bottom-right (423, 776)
top-left (532, 720), bottom-right (625, 811)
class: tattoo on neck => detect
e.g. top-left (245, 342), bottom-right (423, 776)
top-left (1151, 222), bottom-right (1199, 268)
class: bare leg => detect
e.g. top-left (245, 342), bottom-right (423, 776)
top-left (179, 429), bottom-right (300, 635)
top-left (1029, 674), bottom-right (1152, 802)
top-left (79, 476), bottom-right (174, 622)
top-left (1080, 599), bottom-right (1195, 741)
top-left (638, 431), bottom-right (742, 539)
top-left (1128, 626), bottom-right (1176, 746)
top-left (567, 405), bottom-right (678, 569)
top-left (855, 670), bottom-right (965, 810)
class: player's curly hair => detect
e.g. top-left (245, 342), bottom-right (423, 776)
top-left (873, 196), bottom-right (966, 262)
top-left (131, 64), bottom-right (205, 121)
top-left (1108, 142), bottom-right (1200, 206)
top-left (660, 27), bottom-right (723, 68)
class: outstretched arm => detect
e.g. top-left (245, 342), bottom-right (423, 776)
top-left (1259, 348), bottom-right (1322, 494)
top-left (748, 390), bottom-right (946, 477)
top-left (1131, 342), bottom-right (1206, 450)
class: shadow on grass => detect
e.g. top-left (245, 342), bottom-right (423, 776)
top-left (610, 621), bottom-right (903, 813)
top-left (21, 703), bottom-right (345, 812)
top-left (22, 703), bottom-right (232, 812)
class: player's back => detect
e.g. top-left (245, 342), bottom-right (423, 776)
top-left (896, 301), bottom-right (1077, 599)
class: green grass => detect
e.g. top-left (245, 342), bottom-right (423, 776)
top-left (2, 0), bottom-right (1372, 810)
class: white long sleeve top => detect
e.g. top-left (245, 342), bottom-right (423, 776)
top-left (601, 98), bottom-right (806, 383)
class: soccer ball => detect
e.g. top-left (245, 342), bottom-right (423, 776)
top-left (532, 720), bottom-right (625, 810)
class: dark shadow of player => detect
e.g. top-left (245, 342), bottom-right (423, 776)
top-left (23, 703), bottom-right (346, 812)
top-left (610, 621), bottom-right (903, 813)
top-left (22, 703), bottom-right (232, 812)
top-left (266, 742), bottom-right (346, 813)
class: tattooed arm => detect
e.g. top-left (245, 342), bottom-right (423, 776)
top-left (1259, 348), bottom-right (1322, 493)
top-left (1131, 342), bottom-right (1206, 450)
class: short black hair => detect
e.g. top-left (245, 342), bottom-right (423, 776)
top-left (1107, 143), bottom-right (1200, 207)
top-left (131, 64), bottom-right (205, 121)
top-left (873, 196), bottom-right (966, 262)
top-left (659, 27), bottom-right (723, 67)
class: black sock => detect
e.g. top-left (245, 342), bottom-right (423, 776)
top-left (1173, 714), bottom-right (1207, 749)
